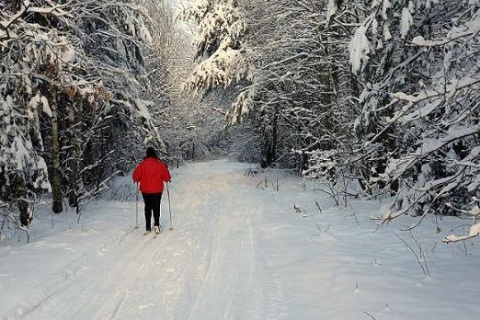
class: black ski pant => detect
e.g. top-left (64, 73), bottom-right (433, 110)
top-left (142, 192), bottom-right (162, 231)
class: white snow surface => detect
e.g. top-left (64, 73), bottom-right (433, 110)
top-left (1, 160), bottom-right (480, 319)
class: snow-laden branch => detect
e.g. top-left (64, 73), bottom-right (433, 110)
top-left (443, 223), bottom-right (480, 243)
top-left (391, 77), bottom-right (480, 106)
top-left (26, 0), bottom-right (72, 17)
top-left (0, 1), bottom-right (29, 41)
top-left (362, 76), bottom-right (479, 149)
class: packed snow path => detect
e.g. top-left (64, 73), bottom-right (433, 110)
top-left (2, 160), bottom-right (480, 319)
top-left (2, 161), bottom-right (301, 319)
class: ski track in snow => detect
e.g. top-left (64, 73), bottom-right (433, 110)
top-left (1, 161), bottom-right (285, 320)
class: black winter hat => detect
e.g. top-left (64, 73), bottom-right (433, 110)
top-left (146, 147), bottom-right (157, 158)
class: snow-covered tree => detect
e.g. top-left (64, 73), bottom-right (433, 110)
top-left (351, 0), bottom-right (480, 219)
top-left (1, 0), bottom-right (171, 227)
top-left (225, 0), bottom-right (359, 172)
top-left (142, 0), bottom-right (228, 163)
top-left (180, 0), bottom-right (252, 94)
top-left (0, 0), bottom-right (70, 224)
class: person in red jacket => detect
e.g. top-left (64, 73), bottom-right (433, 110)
top-left (133, 147), bottom-right (171, 234)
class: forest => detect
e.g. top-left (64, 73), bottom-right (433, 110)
top-left (1, 0), bottom-right (479, 237)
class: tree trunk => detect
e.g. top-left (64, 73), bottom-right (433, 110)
top-left (261, 106), bottom-right (278, 168)
top-left (68, 101), bottom-right (80, 208)
top-left (51, 94), bottom-right (63, 213)
top-left (14, 173), bottom-right (31, 227)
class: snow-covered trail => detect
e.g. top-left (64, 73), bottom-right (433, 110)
top-left (2, 160), bottom-right (480, 320)
top-left (1, 160), bottom-right (290, 320)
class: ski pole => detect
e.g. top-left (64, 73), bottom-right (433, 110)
top-left (135, 182), bottom-right (139, 229)
top-left (167, 183), bottom-right (173, 230)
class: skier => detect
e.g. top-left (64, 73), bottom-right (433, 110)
top-left (133, 147), bottom-right (171, 234)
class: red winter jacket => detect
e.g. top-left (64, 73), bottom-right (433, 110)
top-left (132, 157), bottom-right (171, 193)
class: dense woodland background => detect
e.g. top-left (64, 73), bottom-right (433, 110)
top-left (1, 0), bottom-right (479, 236)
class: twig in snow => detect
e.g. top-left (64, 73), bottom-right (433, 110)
top-left (394, 231), bottom-right (431, 276)
top-left (315, 200), bottom-right (322, 215)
